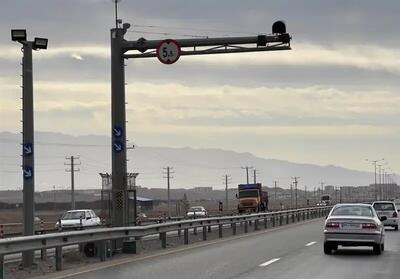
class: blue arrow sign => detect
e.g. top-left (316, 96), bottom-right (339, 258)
top-left (113, 126), bottom-right (123, 138)
top-left (22, 143), bottom-right (33, 156)
top-left (113, 141), bottom-right (123, 153)
top-left (23, 166), bottom-right (33, 179)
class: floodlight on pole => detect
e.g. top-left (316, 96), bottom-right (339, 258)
top-left (33, 37), bottom-right (48, 50)
top-left (11, 28), bottom-right (47, 269)
top-left (11, 29), bottom-right (27, 42)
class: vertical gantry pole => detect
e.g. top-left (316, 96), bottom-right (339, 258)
top-left (111, 27), bottom-right (127, 236)
top-left (22, 42), bottom-right (34, 267)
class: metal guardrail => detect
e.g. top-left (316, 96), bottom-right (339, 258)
top-left (0, 206), bottom-right (332, 278)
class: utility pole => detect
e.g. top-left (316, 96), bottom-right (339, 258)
top-left (11, 29), bottom-right (48, 269)
top-left (334, 187), bottom-right (338, 204)
top-left (320, 182), bottom-right (325, 195)
top-left (241, 166), bottom-right (254, 184)
top-left (163, 167), bottom-right (174, 218)
top-left (378, 164), bottom-right (383, 201)
top-left (313, 187), bottom-right (316, 204)
top-left (223, 175), bottom-right (231, 211)
top-left (65, 156), bottom-right (80, 210)
top-left (305, 185), bottom-right (307, 205)
top-left (290, 184), bottom-right (293, 209)
top-left (53, 185), bottom-right (56, 211)
top-left (253, 169), bottom-right (258, 184)
top-left (366, 158), bottom-right (384, 200)
top-left (274, 181), bottom-right (278, 202)
top-left (292, 177), bottom-right (300, 209)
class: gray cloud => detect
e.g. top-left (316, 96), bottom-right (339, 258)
top-left (1, 0), bottom-right (400, 175)
top-left (2, 0), bottom-right (400, 46)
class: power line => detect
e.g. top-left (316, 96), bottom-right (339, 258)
top-left (132, 24), bottom-right (263, 36)
top-left (129, 30), bottom-right (207, 38)
top-left (0, 137), bottom-right (109, 147)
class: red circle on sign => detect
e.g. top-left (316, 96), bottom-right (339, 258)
top-left (156, 39), bottom-right (181, 65)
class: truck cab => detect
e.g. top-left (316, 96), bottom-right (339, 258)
top-left (237, 183), bottom-right (268, 213)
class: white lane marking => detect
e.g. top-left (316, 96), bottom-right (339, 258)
top-left (305, 241), bottom-right (317, 247)
top-left (259, 258), bottom-right (280, 267)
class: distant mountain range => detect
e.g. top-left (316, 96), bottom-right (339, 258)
top-left (0, 131), bottom-right (374, 191)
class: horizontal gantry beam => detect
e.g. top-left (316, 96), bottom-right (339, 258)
top-left (121, 33), bottom-right (291, 59)
top-left (124, 45), bottom-right (291, 59)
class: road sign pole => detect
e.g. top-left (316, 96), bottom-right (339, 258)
top-left (111, 27), bottom-right (127, 239)
top-left (22, 42), bottom-right (35, 267)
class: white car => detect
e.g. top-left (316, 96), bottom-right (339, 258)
top-left (394, 199), bottom-right (400, 211)
top-left (372, 201), bottom-right (399, 231)
top-left (324, 203), bottom-right (385, 255)
top-left (186, 206), bottom-right (208, 218)
top-left (55, 209), bottom-right (101, 229)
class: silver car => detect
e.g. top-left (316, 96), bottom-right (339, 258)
top-left (372, 201), bottom-right (399, 231)
top-left (324, 203), bottom-right (386, 255)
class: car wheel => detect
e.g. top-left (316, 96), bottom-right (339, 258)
top-left (394, 225), bottom-right (398, 231)
top-left (373, 244), bottom-right (382, 255)
top-left (323, 242), bottom-right (332, 254)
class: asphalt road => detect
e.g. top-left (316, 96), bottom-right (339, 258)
top-left (50, 219), bottom-right (400, 279)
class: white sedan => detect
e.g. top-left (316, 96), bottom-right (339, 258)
top-left (186, 206), bottom-right (208, 218)
top-left (55, 209), bottom-right (101, 229)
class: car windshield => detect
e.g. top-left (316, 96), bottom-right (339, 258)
top-left (373, 203), bottom-right (395, 211)
top-left (331, 206), bottom-right (374, 217)
top-left (189, 207), bottom-right (204, 212)
top-left (239, 190), bottom-right (258, 198)
top-left (62, 211), bottom-right (85, 220)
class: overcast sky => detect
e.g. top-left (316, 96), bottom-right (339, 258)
top-left (1, 0), bottom-right (399, 177)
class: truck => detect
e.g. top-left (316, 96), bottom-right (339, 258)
top-left (318, 194), bottom-right (331, 206)
top-left (237, 183), bottom-right (268, 213)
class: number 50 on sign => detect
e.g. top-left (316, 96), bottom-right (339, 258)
top-left (156, 39), bottom-right (181, 64)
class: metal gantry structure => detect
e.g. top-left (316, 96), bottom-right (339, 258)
top-left (110, 20), bottom-right (292, 235)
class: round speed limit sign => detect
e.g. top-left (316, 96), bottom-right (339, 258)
top-left (156, 39), bottom-right (181, 64)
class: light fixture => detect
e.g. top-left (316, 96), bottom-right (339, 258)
top-left (33, 37), bottom-right (48, 50)
top-left (272, 21), bottom-right (286, 34)
top-left (11, 29), bottom-right (27, 42)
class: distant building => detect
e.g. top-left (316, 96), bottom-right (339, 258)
top-left (128, 196), bottom-right (154, 211)
top-left (324, 185), bottom-right (335, 193)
